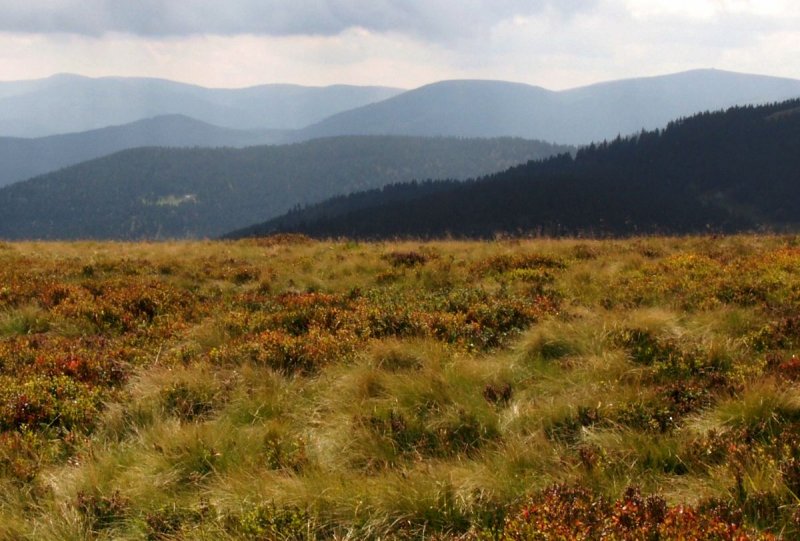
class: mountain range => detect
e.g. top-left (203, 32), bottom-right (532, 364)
top-left (0, 115), bottom-right (284, 188)
top-left (0, 136), bottom-right (568, 240)
top-left (0, 73), bottom-right (403, 137)
top-left (2, 68), bottom-right (799, 190)
top-left (299, 69), bottom-right (800, 144)
top-left (3, 69), bottom-right (800, 146)
top-left (2, 69), bottom-right (800, 241)
top-left (231, 99), bottom-right (800, 239)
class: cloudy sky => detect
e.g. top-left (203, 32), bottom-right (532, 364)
top-left (1, 0), bottom-right (798, 89)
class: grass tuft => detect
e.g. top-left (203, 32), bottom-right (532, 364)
top-left (0, 236), bottom-right (798, 537)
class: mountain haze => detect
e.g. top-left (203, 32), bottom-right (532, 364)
top-left (0, 74), bottom-right (403, 137)
top-left (237, 99), bottom-right (800, 239)
top-left (0, 136), bottom-right (569, 240)
top-left (3, 70), bottom-right (799, 144)
top-left (0, 115), bottom-right (285, 188)
top-left (302, 69), bottom-right (800, 144)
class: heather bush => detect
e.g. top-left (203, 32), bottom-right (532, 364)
top-left (0, 237), bottom-right (798, 538)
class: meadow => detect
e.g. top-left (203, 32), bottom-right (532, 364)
top-left (1, 235), bottom-right (800, 539)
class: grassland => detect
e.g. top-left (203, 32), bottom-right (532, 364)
top-left (1, 235), bottom-right (800, 539)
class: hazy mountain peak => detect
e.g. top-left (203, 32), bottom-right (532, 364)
top-left (0, 114), bottom-right (287, 188)
top-left (303, 69), bottom-right (800, 144)
top-left (0, 75), bottom-right (404, 137)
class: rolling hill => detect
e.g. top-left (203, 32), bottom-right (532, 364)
top-left (0, 74), bottom-right (403, 137)
top-left (0, 115), bottom-right (286, 188)
top-left (0, 136), bottom-right (569, 240)
top-left (300, 69), bottom-right (800, 144)
top-left (232, 99), bottom-right (800, 239)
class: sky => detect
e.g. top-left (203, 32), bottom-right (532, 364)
top-left (0, 0), bottom-right (799, 90)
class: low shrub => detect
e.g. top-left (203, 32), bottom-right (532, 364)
top-left (161, 381), bottom-right (219, 422)
top-left (75, 490), bottom-right (129, 532)
top-left (501, 484), bottom-right (768, 540)
top-left (366, 407), bottom-right (497, 459)
top-left (474, 253), bottom-right (567, 275)
top-left (383, 250), bottom-right (431, 268)
top-left (234, 503), bottom-right (313, 539)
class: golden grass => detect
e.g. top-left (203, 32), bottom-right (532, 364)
top-left (0, 234), bottom-right (799, 538)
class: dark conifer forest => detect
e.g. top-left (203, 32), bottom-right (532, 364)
top-left (235, 100), bottom-right (800, 239)
top-left (0, 136), bottom-right (567, 239)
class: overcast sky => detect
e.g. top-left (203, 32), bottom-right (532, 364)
top-left (1, 0), bottom-right (799, 89)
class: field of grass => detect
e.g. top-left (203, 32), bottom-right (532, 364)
top-left (2, 235), bottom-right (800, 539)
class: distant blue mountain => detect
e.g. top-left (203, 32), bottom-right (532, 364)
top-left (0, 115), bottom-right (286, 187)
top-left (0, 74), bottom-right (403, 137)
top-left (301, 69), bottom-right (800, 144)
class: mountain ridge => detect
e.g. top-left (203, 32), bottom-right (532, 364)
top-left (0, 114), bottom-right (288, 188)
top-left (0, 74), bottom-right (404, 137)
top-left (301, 69), bottom-right (800, 144)
top-left (232, 98), bottom-right (800, 239)
top-left (4, 69), bottom-right (800, 143)
top-left (0, 135), bottom-right (569, 240)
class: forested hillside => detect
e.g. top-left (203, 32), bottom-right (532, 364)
top-left (0, 115), bottom-right (284, 188)
top-left (0, 136), bottom-right (569, 240)
top-left (226, 180), bottom-right (463, 239)
top-left (242, 99), bottom-right (800, 239)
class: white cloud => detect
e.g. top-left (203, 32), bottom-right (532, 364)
top-left (625, 0), bottom-right (800, 20)
top-left (0, 30), bottom-right (461, 88)
top-left (0, 0), bottom-right (798, 89)
top-left (0, 1), bottom-right (598, 39)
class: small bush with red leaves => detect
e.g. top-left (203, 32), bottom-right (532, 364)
top-left (0, 334), bottom-right (131, 445)
top-left (501, 485), bottom-right (770, 540)
top-left (0, 374), bottom-right (103, 431)
top-left (44, 277), bottom-right (197, 334)
top-left (0, 336), bottom-right (129, 387)
top-left (748, 316), bottom-right (800, 353)
top-left (211, 327), bottom-right (358, 373)
top-left (0, 429), bottom-right (71, 482)
top-left (383, 250), bottom-right (432, 268)
top-left (354, 287), bottom-right (556, 350)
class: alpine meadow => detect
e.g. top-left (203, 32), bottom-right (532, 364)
top-left (2, 235), bottom-right (800, 539)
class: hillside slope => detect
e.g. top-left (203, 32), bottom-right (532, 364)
top-left (301, 70), bottom-right (800, 144)
top-left (0, 136), bottom-right (569, 240)
top-left (240, 99), bottom-right (800, 239)
top-left (0, 115), bottom-right (285, 188)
